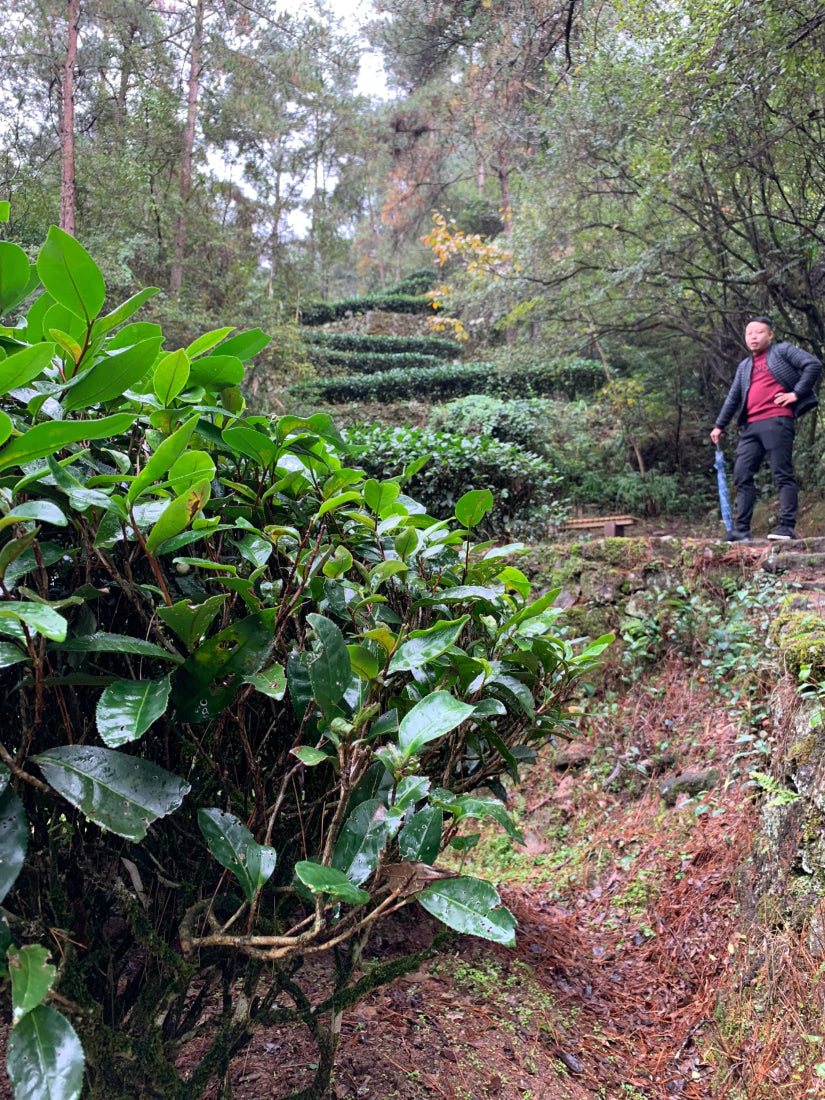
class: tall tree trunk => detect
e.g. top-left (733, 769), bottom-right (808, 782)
top-left (366, 190), bottom-right (386, 290)
top-left (169, 0), bottom-right (205, 297)
top-left (60, 0), bottom-right (80, 236)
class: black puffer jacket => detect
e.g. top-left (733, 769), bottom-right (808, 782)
top-left (715, 342), bottom-right (822, 430)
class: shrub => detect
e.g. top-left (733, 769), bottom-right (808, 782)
top-left (345, 422), bottom-right (566, 537)
top-left (291, 357), bottom-right (604, 405)
top-left (308, 348), bottom-right (447, 375)
top-left (304, 331), bottom-right (460, 358)
top-left (429, 394), bottom-right (555, 454)
top-left (298, 293), bottom-right (438, 326)
top-left (0, 222), bottom-right (606, 1100)
top-left (385, 269), bottom-right (439, 296)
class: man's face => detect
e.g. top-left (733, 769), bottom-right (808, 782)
top-left (745, 322), bottom-right (773, 353)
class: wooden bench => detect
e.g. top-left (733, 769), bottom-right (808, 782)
top-left (562, 514), bottom-right (638, 537)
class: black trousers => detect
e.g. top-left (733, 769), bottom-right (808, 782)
top-left (732, 416), bottom-right (797, 532)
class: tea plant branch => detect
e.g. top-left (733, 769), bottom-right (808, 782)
top-left (0, 741), bottom-right (52, 793)
top-left (129, 510), bottom-right (173, 606)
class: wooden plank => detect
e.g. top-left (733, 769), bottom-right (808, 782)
top-left (563, 514), bottom-right (638, 530)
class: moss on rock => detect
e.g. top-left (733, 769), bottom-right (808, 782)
top-left (579, 537), bottom-right (650, 568)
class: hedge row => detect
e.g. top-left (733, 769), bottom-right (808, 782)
top-left (345, 422), bottom-right (564, 538)
top-left (304, 331), bottom-right (459, 358)
top-left (292, 357), bottom-right (604, 404)
top-left (298, 294), bottom-right (438, 326)
top-left (308, 349), bottom-right (447, 375)
top-left (385, 269), bottom-right (438, 296)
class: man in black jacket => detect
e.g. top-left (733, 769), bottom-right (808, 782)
top-left (710, 316), bottom-right (822, 541)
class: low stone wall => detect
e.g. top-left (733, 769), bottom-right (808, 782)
top-left (529, 536), bottom-right (825, 948)
top-left (521, 534), bottom-right (753, 642)
top-left (752, 589), bottom-right (825, 951)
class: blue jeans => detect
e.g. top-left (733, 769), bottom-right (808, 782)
top-left (732, 416), bottom-right (796, 532)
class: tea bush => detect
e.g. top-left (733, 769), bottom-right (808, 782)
top-left (345, 422), bottom-right (566, 537)
top-left (0, 218), bottom-right (607, 1100)
top-left (308, 348), bottom-right (446, 375)
top-left (304, 331), bottom-right (459, 358)
top-left (298, 293), bottom-right (438, 326)
top-left (429, 395), bottom-right (556, 455)
top-left (291, 356), bottom-right (604, 405)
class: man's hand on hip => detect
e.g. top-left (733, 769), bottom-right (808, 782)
top-left (774, 392), bottom-right (798, 407)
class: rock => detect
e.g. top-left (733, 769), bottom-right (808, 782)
top-left (625, 594), bottom-right (652, 619)
top-left (552, 587), bottom-right (577, 610)
top-left (553, 742), bottom-right (593, 769)
top-left (659, 767), bottom-right (721, 805)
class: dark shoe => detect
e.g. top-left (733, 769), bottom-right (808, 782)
top-left (767, 527), bottom-right (797, 541)
top-left (725, 530), bottom-right (752, 542)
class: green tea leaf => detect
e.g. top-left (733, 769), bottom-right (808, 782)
top-left (96, 676), bottom-right (171, 747)
top-left (0, 342), bottom-right (56, 396)
top-left (331, 799), bottom-right (389, 886)
top-left (188, 354), bottom-right (244, 389)
top-left (92, 287), bottom-right (160, 336)
top-left (166, 451), bottom-right (215, 497)
top-left (0, 413), bottom-right (134, 472)
top-left (197, 808), bottom-right (276, 902)
top-left (418, 876), bottom-right (516, 945)
top-left (0, 602), bottom-right (66, 642)
top-left (221, 426), bottom-right (277, 466)
top-left (347, 644), bottom-right (379, 680)
top-left (9, 945), bottom-right (56, 1023)
top-left (127, 414), bottom-right (198, 504)
top-left (364, 478), bottom-right (400, 516)
top-left (398, 806), bottom-right (443, 865)
top-left (156, 594), bottom-right (227, 649)
top-left (388, 616), bottom-right (469, 674)
top-left (32, 746), bottom-right (190, 841)
top-left (397, 691), bottom-right (475, 759)
top-left (307, 613), bottom-right (351, 715)
top-left (37, 225), bottom-right (105, 323)
top-left (210, 328), bottom-right (269, 360)
top-left (145, 479), bottom-right (211, 554)
top-left (0, 786), bottom-right (28, 903)
top-left (294, 861), bottom-right (369, 905)
top-left (50, 633), bottom-right (183, 662)
top-left (291, 746), bottom-right (330, 766)
top-left (0, 501), bottom-right (66, 534)
top-left (186, 327), bottom-right (234, 358)
top-left (455, 489), bottom-right (494, 529)
top-left (172, 614), bottom-right (273, 722)
top-left (0, 642), bottom-right (27, 667)
top-left (0, 241), bottom-right (33, 315)
top-left (153, 348), bottom-right (190, 405)
top-left (63, 336), bottom-right (163, 410)
top-left (244, 662), bottom-right (287, 699)
top-left (6, 1004), bottom-right (85, 1100)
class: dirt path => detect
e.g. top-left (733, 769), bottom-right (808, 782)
top-left (190, 660), bottom-right (758, 1100)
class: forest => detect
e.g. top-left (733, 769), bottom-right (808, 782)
top-left (1, 0), bottom-right (825, 1098)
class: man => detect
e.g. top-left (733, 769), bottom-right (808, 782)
top-left (710, 316), bottom-right (821, 541)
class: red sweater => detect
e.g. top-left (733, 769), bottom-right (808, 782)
top-left (747, 351), bottom-right (793, 422)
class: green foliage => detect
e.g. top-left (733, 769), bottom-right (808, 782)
top-left (385, 269), bottom-right (439, 296)
top-left (309, 348), bottom-right (447, 375)
top-left (298, 293), bottom-right (438, 326)
top-left (292, 356), bottom-right (604, 405)
top-left (304, 331), bottom-right (460, 357)
top-left (429, 394), bottom-right (556, 454)
top-left (345, 422), bottom-right (564, 536)
top-left (0, 222), bottom-right (606, 1099)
